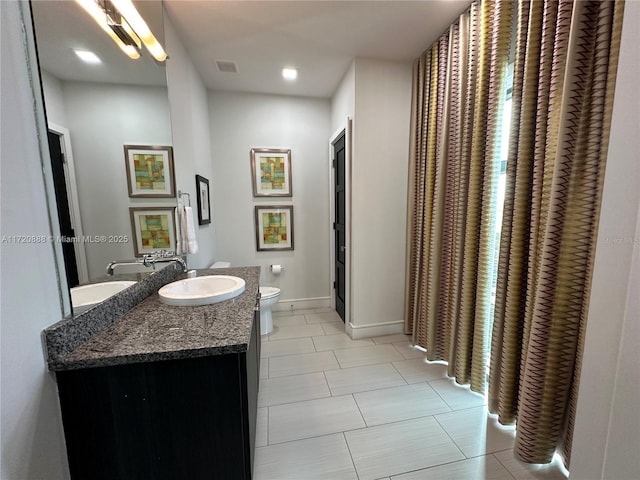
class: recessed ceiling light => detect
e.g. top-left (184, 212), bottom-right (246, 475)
top-left (282, 68), bottom-right (298, 81)
top-left (74, 50), bottom-right (102, 64)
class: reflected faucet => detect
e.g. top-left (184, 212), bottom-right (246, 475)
top-left (106, 258), bottom-right (145, 276)
top-left (106, 251), bottom-right (187, 276)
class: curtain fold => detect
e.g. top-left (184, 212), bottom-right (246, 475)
top-left (488, 0), bottom-right (624, 467)
top-left (404, 0), bottom-right (513, 393)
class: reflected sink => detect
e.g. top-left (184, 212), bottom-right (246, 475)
top-left (158, 275), bottom-right (246, 306)
top-left (71, 281), bottom-right (137, 308)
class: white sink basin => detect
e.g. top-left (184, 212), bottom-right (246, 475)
top-left (158, 275), bottom-right (246, 306)
top-left (71, 281), bottom-right (137, 308)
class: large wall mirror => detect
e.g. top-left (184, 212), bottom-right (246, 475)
top-left (31, 0), bottom-right (173, 311)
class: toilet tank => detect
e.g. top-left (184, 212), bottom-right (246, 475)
top-left (210, 261), bottom-right (231, 268)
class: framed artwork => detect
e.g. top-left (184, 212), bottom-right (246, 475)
top-left (254, 205), bottom-right (294, 251)
top-left (195, 174), bottom-right (211, 225)
top-left (250, 148), bottom-right (292, 197)
top-left (124, 145), bottom-right (175, 198)
top-left (129, 207), bottom-right (176, 256)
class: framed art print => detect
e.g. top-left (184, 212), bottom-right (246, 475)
top-left (129, 207), bottom-right (176, 256)
top-left (250, 148), bottom-right (292, 197)
top-left (195, 174), bottom-right (211, 225)
top-left (124, 145), bottom-right (175, 198)
top-left (254, 205), bottom-right (294, 251)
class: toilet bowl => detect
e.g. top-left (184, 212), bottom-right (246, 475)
top-left (259, 286), bottom-right (280, 335)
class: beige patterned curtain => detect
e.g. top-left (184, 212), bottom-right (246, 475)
top-left (488, 0), bottom-right (624, 468)
top-left (404, 0), bottom-right (513, 393)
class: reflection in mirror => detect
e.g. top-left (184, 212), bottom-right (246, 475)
top-left (31, 0), bottom-right (173, 313)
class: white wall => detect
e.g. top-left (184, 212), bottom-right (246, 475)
top-left (603, 203), bottom-right (640, 480)
top-left (571, 1), bottom-right (640, 478)
top-left (208, 91), bottom-right (331, 304)
top-left (348, 58), bottom-right (413, 338)
top-left (60, 81), bottom-right (173, 279)
top-left (164, 12), bottom-right (216, 269)
top-left (331, 61), bottom-right (355, 133)
top-left (41, 71), bottom-right (67, 126)
top-left (1, 2), bottom-right (69, 478)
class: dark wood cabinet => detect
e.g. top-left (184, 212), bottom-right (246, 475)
top-left (56, 315), bottom-right (261, 480)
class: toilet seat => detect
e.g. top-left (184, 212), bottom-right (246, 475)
top-left (259, 286), bottom-right (280, 300)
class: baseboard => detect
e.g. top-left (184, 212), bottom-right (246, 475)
top-left (346, 320), bottom-right (405, 340)
top-left (273, 297), bottom-right (331, 312)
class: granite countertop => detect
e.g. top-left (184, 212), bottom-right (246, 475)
top-left (46, 266), bottom-right (260, 371)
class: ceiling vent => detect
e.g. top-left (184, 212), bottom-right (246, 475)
top-left (215, 60), bottom-right (238, 73)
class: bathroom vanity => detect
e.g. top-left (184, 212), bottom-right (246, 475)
top-left (44, 266), bottom-right (261, 480)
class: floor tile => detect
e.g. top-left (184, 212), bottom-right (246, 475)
top-left (267, 323), bottom-right (326, 341)
top-left (269, 395), bottom-right (365, 444)
top-left (273, 309), bottom-right (297, 317)
top-left (273, 314), bottom-right (307, 328)
top-left (391, 454), bottom-right (513, 479)
top-left (428, 378), bottom-right (487, 410)
top-left (260, 337), bottom-right (315, 359)
top-left (333, 344), bottom-right (404, 368)
top-left (292, 308), bottom-right (318, 315)
top-left (392, 341), bottom-right (427, 359)
top-left (258, 372), bottom-right (330, 407)
top-left (325, 363), bottom-right (406, 396)
top-left (306, 311), bottom-right (342, 323)
top-left (256, 407), bottom-right (268, 447)
top-left (493, 449), bottom-right (568, 479)
top-left (253, 433), bottom-right (358, 480)
top-left (313, 307), bottom-right (335, 313)
top-left (312, 333), bottom-right (374, 352)
top-left (354, 383), bottom-right (451, 426)
top-left (321, 321), bottom-right (346, 335)
top-left (345, 416), bottom-right (465, 480)
top-left (392, 358), bottom-right (448, 383)
top-left (435, 407), bottom-right (515, 457)
top-left (269, 351), bottom-right (339, 378)
top-left (371, 333), bottom-right (412, 344)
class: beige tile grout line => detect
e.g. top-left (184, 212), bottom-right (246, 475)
top-left (342, 431), bottom-right (361, 480)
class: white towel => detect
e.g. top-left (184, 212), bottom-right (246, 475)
top-left (175, 206), bottom-right (183, 255)
top-left (181, 206), bottom-right (199, 254)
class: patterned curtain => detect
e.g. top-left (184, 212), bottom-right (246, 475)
top-left (488, 0), bottom-right (624, 468)
top-left (404, 0), bottom-right (513, 393)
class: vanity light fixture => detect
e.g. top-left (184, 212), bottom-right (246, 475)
top-left (74, 49), bottom-right (102, 64)
top-left (282, 67), bottom-right (298, 81)
top-left (75, 0), bottom-right (167, 62)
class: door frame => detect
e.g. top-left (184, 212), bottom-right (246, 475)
top-left (328, 117), bottom-right (352, 326)
top-left (49, 122), bottom-right (89, 284)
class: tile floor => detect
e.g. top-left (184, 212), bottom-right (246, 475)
top-left (253, 308), bottom-right (569, 480)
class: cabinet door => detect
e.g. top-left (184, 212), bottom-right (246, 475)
top-left (58, 355), bottom-right (252, 479)
top-left (57, 363), bottom-right (161, 479)
top-left (148, 355), bottom-right (247, 479)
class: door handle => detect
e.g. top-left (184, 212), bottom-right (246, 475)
top-left (340, 246), bottom-right (346, 252)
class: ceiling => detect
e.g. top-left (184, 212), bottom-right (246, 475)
top-left (164, 0), bottom-right (471, 97)
top-left (32, 0), bottom-right (472, 98)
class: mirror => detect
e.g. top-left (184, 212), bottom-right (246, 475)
top-left (31, 0), bottom-right (174, 312)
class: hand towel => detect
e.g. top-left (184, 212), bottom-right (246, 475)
top-left (175, 206), bottom-right (183, 255)
top-left (181, 206), bottom-right (199, 254)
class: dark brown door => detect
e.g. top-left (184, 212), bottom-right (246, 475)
top-left (48, 130), bottom-right (79, 287)
top-left (333, 131), bottom-right (346, 322)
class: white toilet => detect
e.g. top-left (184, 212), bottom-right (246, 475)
top-left (209, 261), bottom-right (280, 336)
top-left (259, 286), bottom-right (280, 335)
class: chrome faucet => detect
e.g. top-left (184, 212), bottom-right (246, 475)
top-left (106, 251), bottom-right (187, 276)
top-left (142, 250), bottom-right (187, 272)
top-left (106, 258), bottom-right (146, 276)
